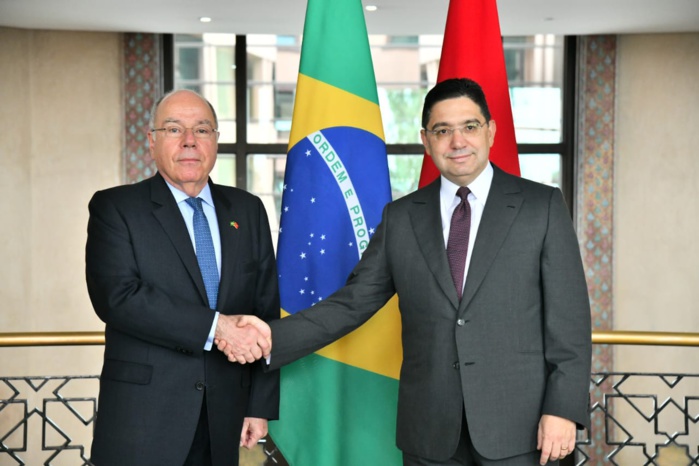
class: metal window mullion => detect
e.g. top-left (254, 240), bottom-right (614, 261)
top-left (561, 35), bottom-right (577, 218)
top-left (162, 34), bottom-right (174, 94)
top-left (235, 35), bottom-right (248, 189)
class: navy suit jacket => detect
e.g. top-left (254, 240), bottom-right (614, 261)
top-left (86, 173), bottom-right (279, 466)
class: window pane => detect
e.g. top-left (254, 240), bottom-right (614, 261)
top-left (504, 35), bottom-right (564, 143)
top-left (210, 155), bottom-right (236, 188)
top-left (388, 154), bottom-right (422, 199)
top-left (518, 153), bottom-right (561, 187)
top-left (174, 34), bottom-right (237, 143)
top-left (246, 153), bottom-right (287, 246)
top-left (247, 35), bottom-right (300, 144)
top-left (372, 35), bottom-right (441, 144)
top-left (510, 86), bottom-right (562, 143)
top-left (380, 87), bottom-right (428, 144)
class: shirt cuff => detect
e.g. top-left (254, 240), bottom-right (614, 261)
top-left (204, 312), bottom-right (220, 351)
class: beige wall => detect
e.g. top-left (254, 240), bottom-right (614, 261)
top-left (615, 33), bottom-right (699, 373)
top-left (614, 36), bottom-right (699, 455)
top-left (0, 27), bottom-right (121, 377)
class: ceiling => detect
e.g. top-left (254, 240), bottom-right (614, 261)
top-left (1, 0), bottom-right (699, 36)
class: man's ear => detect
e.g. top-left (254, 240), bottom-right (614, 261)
top-left (420, 129), bottom-right (432, 157)
top-left (487, 119), bottom-right (497, 147)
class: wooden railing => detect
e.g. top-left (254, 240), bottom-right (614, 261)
top-left (2, 330), bottom-right (699, 347)
top-left (0, 331), bottom-right (104, 347)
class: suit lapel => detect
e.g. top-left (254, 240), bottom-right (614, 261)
top-left (210, 183), bottom-right (241, 310)
top-left (150, 174), bottom-right (208, 304)
top-left (409, 179), bottom-right (461, 309)
top-left (460, 166), bottom-right (523, 313)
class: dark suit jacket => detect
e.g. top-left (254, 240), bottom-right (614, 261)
top-left (268, 164), bottom-right (591, 461)
top-left (86, 173), bottom-right (280, 466)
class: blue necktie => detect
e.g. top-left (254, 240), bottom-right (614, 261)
top-left (185, 197), bottom-right (219, 310)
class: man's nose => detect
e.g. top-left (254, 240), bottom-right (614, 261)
top-left (181, 127), bottom-right (197, 145)
top-left (450, 128), bottom-right (468, 148)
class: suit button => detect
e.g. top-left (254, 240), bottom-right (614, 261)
top-left (195, 381), bottom-right (205, 391)
top-left (457, 319), bottom-right (465, 326)
top-left (452, 362), bottom-right (460, 370)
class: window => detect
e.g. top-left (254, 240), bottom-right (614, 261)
top-left (169, 33), bottom-right (576, 235)
top-left (173, 34), bottom-right (237, 143)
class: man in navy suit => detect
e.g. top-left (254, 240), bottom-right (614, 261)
top-left (224, 78), bottom-right (591, 466)
top-left (86, 89), bottom-right (279, 465)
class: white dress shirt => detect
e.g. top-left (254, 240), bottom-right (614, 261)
top-left (439, 162), bottom-right (494, 293)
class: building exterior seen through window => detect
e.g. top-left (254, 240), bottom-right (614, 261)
top-left (173, 34), bottom-right (570, 244)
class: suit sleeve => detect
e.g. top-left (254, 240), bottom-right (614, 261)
top-left (85, 190), bottom-right (214, 354)
top-left (268, 203), bottom-right (397, 370)
top-left (245, 198), bottom-right (280, 420)
top-left (540, 188), bottom-right (592, 430)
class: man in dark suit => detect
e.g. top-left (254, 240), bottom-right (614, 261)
top-left (86, 89), bottom-right (279, 465)
top-left (226, 78), bottom-right (591, 465)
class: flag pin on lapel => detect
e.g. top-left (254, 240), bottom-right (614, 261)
top-left (230, 221), bottom-right (239, 229)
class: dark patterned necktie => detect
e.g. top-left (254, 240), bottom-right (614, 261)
top-left (446, 187), bottom-right (471, 300)
top-left (185, 197), bottom-right (219, 310)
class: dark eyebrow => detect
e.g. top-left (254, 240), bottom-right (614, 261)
top-left (429, 119), bottom-right (481, 131)
top-left (428, 122), bottom-right (449, 130)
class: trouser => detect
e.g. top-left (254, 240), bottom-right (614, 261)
top-left (403, 413), bottom-right (559, 466)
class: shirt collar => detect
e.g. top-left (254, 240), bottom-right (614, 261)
top-left (164, 179), bottom-right (215, 209)
top-left (440, 162), bottom-right (494, 207)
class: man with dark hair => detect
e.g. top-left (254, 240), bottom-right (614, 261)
top-left (86, 89), bottom-right (279, 466)
top-left (224, 78), bottom-right (592, 466)
top-left (421, 77), bottom-right (492, 128)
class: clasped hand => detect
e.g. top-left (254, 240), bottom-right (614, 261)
top-left (214, 315), bottom-right (271, 364)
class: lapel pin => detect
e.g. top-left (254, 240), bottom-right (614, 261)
top-left (230, 221), bottom-right (239, 229)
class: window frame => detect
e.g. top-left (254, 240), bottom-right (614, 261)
top-left (163, 34), bottom-right (577, 217)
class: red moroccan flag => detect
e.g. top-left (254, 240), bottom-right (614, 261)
top-left (418, 0), bottom-right (520, 188)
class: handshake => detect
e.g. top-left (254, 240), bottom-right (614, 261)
top-left (214, 314), bottom-right (272, 364)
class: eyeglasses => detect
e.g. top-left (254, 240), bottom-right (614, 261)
top-left (151, 124), bottom-right (219, 139)
top-left (424, 121), bottom-right (488, 141)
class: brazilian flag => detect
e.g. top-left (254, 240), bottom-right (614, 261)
top-left (269, 0), bottom-right (402, 464)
